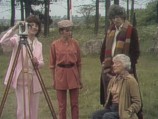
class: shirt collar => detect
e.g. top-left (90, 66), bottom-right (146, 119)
top-left (27, 37), bottom-right (37, 45)
top-left (115, 24), bottom-right (123, 31)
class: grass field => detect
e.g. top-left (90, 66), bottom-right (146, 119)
top-left (0, 25), bottom-right (158, 119)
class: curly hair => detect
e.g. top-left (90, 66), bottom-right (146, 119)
top-left (26, 15), bottom-right (41, 36)
top-left (113, 54), bottom-right (131, 71)
top-left (108, 4), bottom-right (126, 20)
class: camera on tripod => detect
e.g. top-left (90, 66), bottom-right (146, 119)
top-left (19, 22), bottom-right (29, 36)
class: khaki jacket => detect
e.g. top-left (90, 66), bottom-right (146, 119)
top-left (105, 72), bottom-right (141, 119)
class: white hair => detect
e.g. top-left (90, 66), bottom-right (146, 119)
top-left (113, 54), bottom-right (131, 70)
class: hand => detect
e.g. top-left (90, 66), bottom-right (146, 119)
top-left (122, 110), bottom-right (131, 119)
top-left (32, 57), bottom-right (39, 69)
top-left (14, 21), bottom-right (25, 30)
top-left (52, 81), bottom-right (55, 89)
top-left (79, 81), bottom-right (83, 89)
top-left (102, 57), bottom-right (112, 68)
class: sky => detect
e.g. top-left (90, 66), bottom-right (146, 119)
top-left (0, 0), bottom-right (96, 19)
top-left (0, 0), bottom-right (150, 20)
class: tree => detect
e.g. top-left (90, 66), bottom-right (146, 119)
top-left (20, 0), bottom-right (24, 20)
top-left (114, 0), bottom-right (119, 5)
top-left (67, 0), bottom-right (72, 20)
top-left (11, 0), bottom-right (15, 26)
top-left (76, 4), bottom-right (95, 28)
top-left (144, 0), bottom-right (157, 24)
top-left (44, 0), bottom-right (50, 36)
top-left (126, 0), bottom-right (129, 20)
top-left (130, 0), bottom-right (134, 23)
top-left (105, 0), bottom-right (110, 31)
top-left (24, 0), bottom-right (31, 18)
top-left (156, 1), bottom-right (158, 23)
top-left (94, 0), bottom-right (99, 36)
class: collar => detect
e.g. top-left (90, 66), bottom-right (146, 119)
top-left (27, 37), bottom-right (37, 45)
top-left (115, 71), bottom-right (129, 80)
top-left (60, 38), bottom-right (71, 43)
top-left (115, 24), bottom-right (123, 31)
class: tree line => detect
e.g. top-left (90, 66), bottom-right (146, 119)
top-left (1, 0), bottom-right (157, 36)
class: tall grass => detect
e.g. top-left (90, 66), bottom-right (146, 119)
top-left (0, 25), bottom-right (158, 118)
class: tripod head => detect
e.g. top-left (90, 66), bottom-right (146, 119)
top-left (18, 22), bottom-right (29, 45)
top-left (19, 22), bottom-right (29, 37)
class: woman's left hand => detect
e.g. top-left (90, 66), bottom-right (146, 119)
top-left (79, 81), bottom-right (83, 89)
top-left (122, 110), bottom-right (132, 119)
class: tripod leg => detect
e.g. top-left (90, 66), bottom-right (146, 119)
top-left (0, 44), bottom-right (22, 117)
top-left (25, 44), bottom-right (57, 119)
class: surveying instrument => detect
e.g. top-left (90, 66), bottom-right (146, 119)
top-left (0, 22), bottom-right (57, 119)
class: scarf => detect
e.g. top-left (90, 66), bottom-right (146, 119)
top-left (103, 21), bottom-right (132, 72)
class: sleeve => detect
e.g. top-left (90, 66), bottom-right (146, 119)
top-left (49, 43), bottom-right (56, 69)
top-left (0, 28), bottom-right (18, 49)
top-left (127, 77), bottom-right (141, 113)
top-left (129, 27), bottom-right (140, 65)
top-left (37, 43), bottom-right (44, 68)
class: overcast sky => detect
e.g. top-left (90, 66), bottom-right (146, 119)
top-left (0, 0), bottom-right (150, 20)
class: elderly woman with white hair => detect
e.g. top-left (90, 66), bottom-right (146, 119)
top-left (92, 54), bottom-right (142, 119)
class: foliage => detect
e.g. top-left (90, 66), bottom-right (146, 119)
top-left (16, 0), bottom-right (45, 5)
top-left (135, 0), bottom-right (158, 26)
top-left (16, 0), bottom-right (52, 25)
top-left (76, 4), bottom-right (96, 27)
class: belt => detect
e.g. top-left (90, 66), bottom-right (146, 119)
top-left (22, 68), bottom-right (33, 74)
top-left (57, 63), bottom-right (75, 68)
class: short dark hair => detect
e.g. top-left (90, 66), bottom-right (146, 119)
top-left (108, 4), bottom-right (126, 20)
top-left (58, 28), bottom-right (64, 34)
top-left (26, 15), bottom-right (41, 36)
top-left (58, 27), bottom-right (73, 34)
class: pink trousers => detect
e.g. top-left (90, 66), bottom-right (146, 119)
top-left (15, 85), bottom-right (40, 119)
top-left (56, 88), bottom-right (79, 119)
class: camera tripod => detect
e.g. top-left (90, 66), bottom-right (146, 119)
top-left (0, 35), bottom-right (57, 119)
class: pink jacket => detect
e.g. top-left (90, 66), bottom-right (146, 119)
top-left (0, 28), bottom-right (44, 93)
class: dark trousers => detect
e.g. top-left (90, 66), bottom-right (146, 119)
top-left (91, 104), bottom-right (119, 119)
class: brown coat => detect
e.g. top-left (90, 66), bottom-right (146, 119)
top-left (105, 72), bottom-right (141, 119)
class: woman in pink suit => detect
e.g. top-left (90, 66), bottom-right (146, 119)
top-left (0, 15), bottom-right (44, 119)
top-left (50, 20), bottom-right (83, 119)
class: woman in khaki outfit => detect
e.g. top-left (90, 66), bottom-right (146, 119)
top-left (91, 54), bottom-right (141, 119)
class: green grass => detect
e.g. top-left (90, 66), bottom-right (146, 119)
top-left (0, 25), bottom-right (158, 118)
